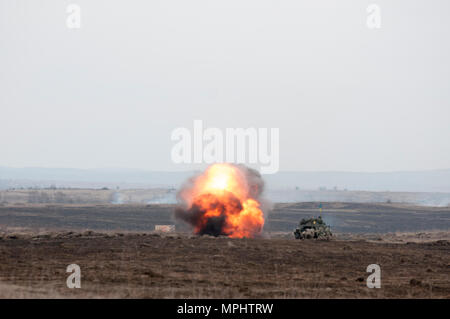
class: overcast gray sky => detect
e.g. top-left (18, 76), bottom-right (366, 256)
top-left (1, 0), bottom-right (449, 172)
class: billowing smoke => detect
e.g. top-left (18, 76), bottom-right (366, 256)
top-left (175, 163), bottom-right (268, 238)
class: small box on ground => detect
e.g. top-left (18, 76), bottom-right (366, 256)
top-left (155, 225), bottom-right (175, 232)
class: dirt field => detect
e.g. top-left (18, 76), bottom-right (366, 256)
top-left (0, 202), bottom-right (448, 298)
top-left (0, 232), bottom-right (448, 298)
top-left (0, 202), bottom-right (449, 234)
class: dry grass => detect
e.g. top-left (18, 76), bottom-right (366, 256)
top-left (0, 232), bottom-right (448, 299)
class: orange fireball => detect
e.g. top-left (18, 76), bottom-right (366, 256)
top-left (176, 163), bottom-right (265, 238)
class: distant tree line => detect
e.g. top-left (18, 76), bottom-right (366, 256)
top-left (27, 191), bottom-right (74, 204)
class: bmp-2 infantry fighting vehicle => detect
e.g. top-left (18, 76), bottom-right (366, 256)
top-left (294, 216), bottom-right (332, 240)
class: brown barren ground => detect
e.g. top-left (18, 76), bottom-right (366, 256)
top-left (0, 232), bottom-right (449, 298)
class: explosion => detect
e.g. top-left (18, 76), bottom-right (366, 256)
top-left (175, 163), bottom-right (266, 238)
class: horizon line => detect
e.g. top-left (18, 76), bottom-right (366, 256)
top-left (1, 165), bottom-right (449, 174)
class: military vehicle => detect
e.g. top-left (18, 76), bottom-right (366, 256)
top-left (294, 216), bottom-right (332, 240)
